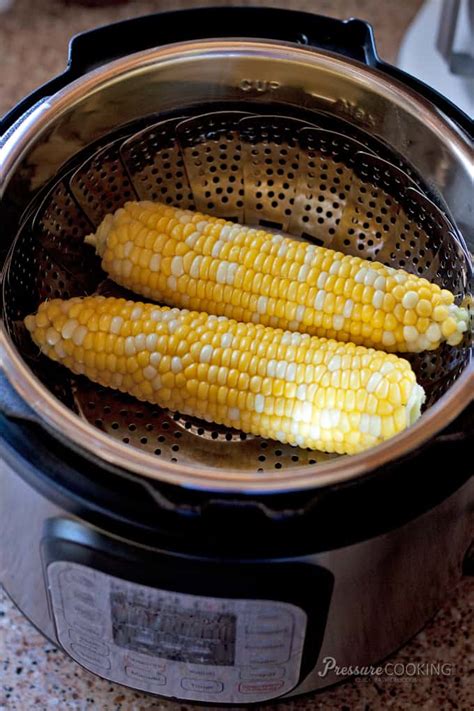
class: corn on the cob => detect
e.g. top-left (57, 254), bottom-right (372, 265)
top-left (85, 201), bottom-right (469, 354)
top-left (25, 296), bottom-right (425, 455)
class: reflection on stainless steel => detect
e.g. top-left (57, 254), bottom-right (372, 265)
top-left (0, 40), bottom-right (472, 493)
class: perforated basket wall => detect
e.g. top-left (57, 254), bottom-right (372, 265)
top-left (3, 109), bottom-right (472, 475)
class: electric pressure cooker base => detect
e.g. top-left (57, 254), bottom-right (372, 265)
top-left (1, 456), bottom-right (472, 702)
top-left (0, 7), bottom-right (472, 705)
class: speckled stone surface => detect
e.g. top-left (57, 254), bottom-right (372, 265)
top-left (1, 580), bottom-right (473, 710)
top-left (1, 0), bottom-right (473, 709)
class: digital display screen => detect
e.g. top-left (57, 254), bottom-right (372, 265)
top-left (110, 586), bottom-right (236, 666)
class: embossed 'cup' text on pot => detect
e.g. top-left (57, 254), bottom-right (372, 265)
top-left (239, 79), bottom-right (281, 92)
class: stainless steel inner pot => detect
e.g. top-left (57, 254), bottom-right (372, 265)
top-left (1, 39), bottom-right (472, 492)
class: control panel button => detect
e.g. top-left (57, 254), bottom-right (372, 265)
top-left (186, 665), bottom-right (218, 679)
top-left (70, 643), bottom-right (111, 670)
top-left (238, 680), bottom-right (285, 694)
top-left (68, 604), bottom-right (103, 624)
top-left (245, 611), bottom-right (293, 627)
top-left (125, 666), bottom-right (166, 684)
top-left (71, 589), bottom-right (97, 607)
top-left (246, 648), bottom-right (290, 665)
top-left (245, 624), bottom-right (289, 635)
top-left (240, 666), bottom-right (285, 681)
top-left (68, 629), bottom-right (109, 656)
top-left (71, 619), bottom-right (105, 638)
top-left (60, 568), bottom-right (97, 588)
top-left (245, 637), bottom-right (289, 650)
top-left (181, 678), bottom-right (224, 694)
top-left (128, 653), bottom-right (166, 671)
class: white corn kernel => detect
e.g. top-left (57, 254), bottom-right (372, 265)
top-left (150, 352), bottom-right (161, 367)
top-left (403, 326), bottom-right (418, 342)
top-left (328, 355), bottom-right (341, 371)
top-left (72, 326), bottom-right (87, 346)
top-left (317, 272), bottom-right (328, 288)
top-left (367, 372), bottom-right (383, 393)
top-left (171, 256), bottom-right (184, 277)
top-left (199, 345), bottom-right (213, 363)
top-left (149, 254), bottom-right (161, 272)
top-left (343, 300), bottom-right (354, 318)
top-left (61, 319), bottom-right (78, 339)
top-left (146, 333), bottom-right (158, 351)
top-left (257, 296), bottom-right (268, 314)
top-left (402, 291), bottom-right (419, 309)
top-left (46, 327), bottom-right (60, 346)
top-left (110, 316), bottom-right (123, 335)
top-left (254, 394), bottom-right (265, 413)
top-left (216, 261), bottom-right (229, 284)
top-left (171, 357), bottom-right (183, 373)
top-left (190, 256), bottom-right (202, 278)
top-left (125, 337), bottom-right (136, 356)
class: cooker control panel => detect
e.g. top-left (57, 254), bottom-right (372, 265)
top-left (47, 562), bottom-right (307, 703)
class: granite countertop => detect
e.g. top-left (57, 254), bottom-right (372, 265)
top-left (1, 0), bottom-right (473, 709)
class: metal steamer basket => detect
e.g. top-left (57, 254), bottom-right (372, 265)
top-left (1, 8), bottom-right (473, 705)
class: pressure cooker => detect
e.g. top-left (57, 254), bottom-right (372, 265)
top-left (0, 8), bottom-right (472, 704)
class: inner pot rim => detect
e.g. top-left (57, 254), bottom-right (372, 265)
top-left (0, 39), bottom-right (472, 493)
top-left (1, 39), bottom-right (472, 184)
